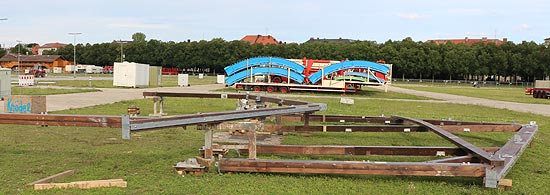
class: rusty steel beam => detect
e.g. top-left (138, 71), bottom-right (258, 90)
top-left (234, 145), bottom-right (500, 156)
top-left (0, 113), bottom-right (125, 128)
top-left (264, 125), bottom-right (519, 133)
top-left (142, 92), bottom-right (310, 105)
top-left (218, 158), bottom-right (489, 177)
top-left (282, 114), bottom-right (510, 126)
top-left (485, 124), bottom-right (538, 188)
top-left (392, 116), bottom-right (503, 166)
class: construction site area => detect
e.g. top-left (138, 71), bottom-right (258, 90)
top-left (0, 56), bottom-right (548, 194)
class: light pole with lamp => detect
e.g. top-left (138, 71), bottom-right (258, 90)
top-left (68, 32), bottom-right (82, 78)
top-left (16, 40), bottom-right (22, 77)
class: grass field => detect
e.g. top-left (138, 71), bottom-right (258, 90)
top-left (217, 86), bottom-right (436, 101)
top-left (395, 84), bottom-right (550, 104)
top-left (1, 97), bottom-right (548, 194)
top-left (10, 86), bottom-right (99, 95)
top-left (38, 75), bottom-right (218, 88)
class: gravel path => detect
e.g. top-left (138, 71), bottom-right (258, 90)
top-left (371, 85), bottom-right (550, 117)
top-left (3, 83), bottom-right (549, 117)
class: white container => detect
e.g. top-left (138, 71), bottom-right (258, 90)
top-left (113, 62), bottom-right (150, 88)
top-left (198, 73), bottom-right (204, 79)
top-left (0, 68), bottom-right (11, 99)
top-left (53, 67), bottom-right (63, 74)
top-left (217, 75), bottom-right (225, 84)
top-left (65, 65), bottom-right (75, 72)
top-left (178, 74), bottom-right (189, 87)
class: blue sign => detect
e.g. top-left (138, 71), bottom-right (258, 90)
top-left (6, 98), bottom-right (31, 113)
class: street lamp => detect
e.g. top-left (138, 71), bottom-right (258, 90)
top-left (16, 40), bottom-right (21, 77)
top-left (68, 32), bottom-right (82, 78)
top-left (116, 40), bottom-right (128, 62)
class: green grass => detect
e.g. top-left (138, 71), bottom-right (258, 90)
top-left (217, 86), bottom-right (436, 100)
top-left (39, 75), bottom-right (218, 88)
top-left (1, 97), bottom-right (548, 194)
top-left (161, 75), bottom-right (218, 87)
top-left (396, 84), bottom-right (550, 104)
top-left (10, 86), bottom-right (99, 95)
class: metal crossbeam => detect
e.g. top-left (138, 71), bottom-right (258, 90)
top-left (392, 116), bottom-right (504, 166)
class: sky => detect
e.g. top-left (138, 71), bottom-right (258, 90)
top-left (1, 0), bottom-right (549, 47)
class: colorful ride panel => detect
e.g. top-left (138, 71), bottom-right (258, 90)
top-left (225, 67), bottom-right (305, 86)
top-left (308, 60), bottom-right (390, 84)
top-left (224, 57), bottom-right (305, 76)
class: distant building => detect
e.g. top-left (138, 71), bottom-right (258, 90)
top-left (427, 37), bottom-right (507, 46)
top-left (0, 54), bottom-right (71, 70)
top-left (31, 42), bottom-right (68, 55)
top-left (240, 35), bottom-right (280, 45)
top-left (545, 37), bottom-right (550, 48)
top-left (306, 37), bottom-right (357, 43)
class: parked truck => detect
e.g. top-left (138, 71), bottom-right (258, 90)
top-left (525, 80), bottom-right (550, 98)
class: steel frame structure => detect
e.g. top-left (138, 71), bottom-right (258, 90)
top-left (0, 92), bottom-right (537, 188)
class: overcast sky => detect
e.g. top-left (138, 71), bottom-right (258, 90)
top-left (1, 0), bottom-right (548, 47)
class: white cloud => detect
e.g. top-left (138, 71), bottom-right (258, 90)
top-left (398, 13), bottom-right (424, 20)
top-left (516, 24), bottom-right (532, 31)
top-left (109, 23), bottom-right (170, 29)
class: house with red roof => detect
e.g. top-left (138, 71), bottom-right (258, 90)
top-left (31, 42), bottom-right (68, 55)
top-left (240, 35), bottom-right (280, 45)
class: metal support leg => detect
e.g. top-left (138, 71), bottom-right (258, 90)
top-left (121, 115), bottom-right (130, 140)
top-left (160, 96), bottom-right (165, 115)
top-left (304, 113), bottom-right (311, 127)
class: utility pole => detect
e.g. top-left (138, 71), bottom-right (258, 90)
top-left (16, 40), bottom-right (22, 77)
top-left (68, 32), bottom-right (82, 78)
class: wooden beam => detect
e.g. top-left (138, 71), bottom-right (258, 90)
top-left (219, 158), bottom-right (489, 177)
top-left (237, 145), bottom-right (499, 156)
top-left (27, 170), bottom-right (75, 187)
top-left (33, 179), bottom-right (127, 190)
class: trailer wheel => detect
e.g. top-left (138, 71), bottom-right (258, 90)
top-left (266, 86), bottom-right (276, 93)
top-left (544, 91), bottom-right (549, 99)
top-left (280, 87), bottom-right (288, 93)
top-left (253, 86), bottom-right (261, 92)
top-left (533, 90), bottom-right (538, 98)
top-left (272, 77), bottom-right (282, 83)
top-left (536, 90), bottom-right (542, 98)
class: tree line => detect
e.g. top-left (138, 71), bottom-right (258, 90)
top-left (38, 35), bottom-right (549, 82)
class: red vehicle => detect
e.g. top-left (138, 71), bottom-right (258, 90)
top-left (526, 80), bottom-right (550, 99)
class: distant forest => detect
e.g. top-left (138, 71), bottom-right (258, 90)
top-left (29, 34), bottom-right (550, 82)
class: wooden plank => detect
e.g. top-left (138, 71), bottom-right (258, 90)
top-left (27, 170), bottom-right (75, 187)
top-left (33, 179), bottom-right (126, 190)
top-left (237, 145), bottom-right (499, 156)
top-left (219, 158), bottom-right (488, 177)
top-left (393, 116), bottom-right (503, 166)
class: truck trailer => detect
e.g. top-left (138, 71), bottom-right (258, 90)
top-left (525, 80), bottom-right (550, 98)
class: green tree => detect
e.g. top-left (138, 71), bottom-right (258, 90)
top-left (132, 32), bottom-right (147, 43)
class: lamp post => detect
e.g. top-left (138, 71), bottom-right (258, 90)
top-left (16, 40), bottom-right (21, 77)
top-left (116, 40), bottom-right (128, 62)
top-left (68, 32), bottom-right (82, 78)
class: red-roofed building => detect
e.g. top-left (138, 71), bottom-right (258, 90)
top-left (31, 42), bottom-right (68, 55)
top-left (427, 37), bottom-right (508, 46)
top-left (241, 35), bottom-right (280, 45)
